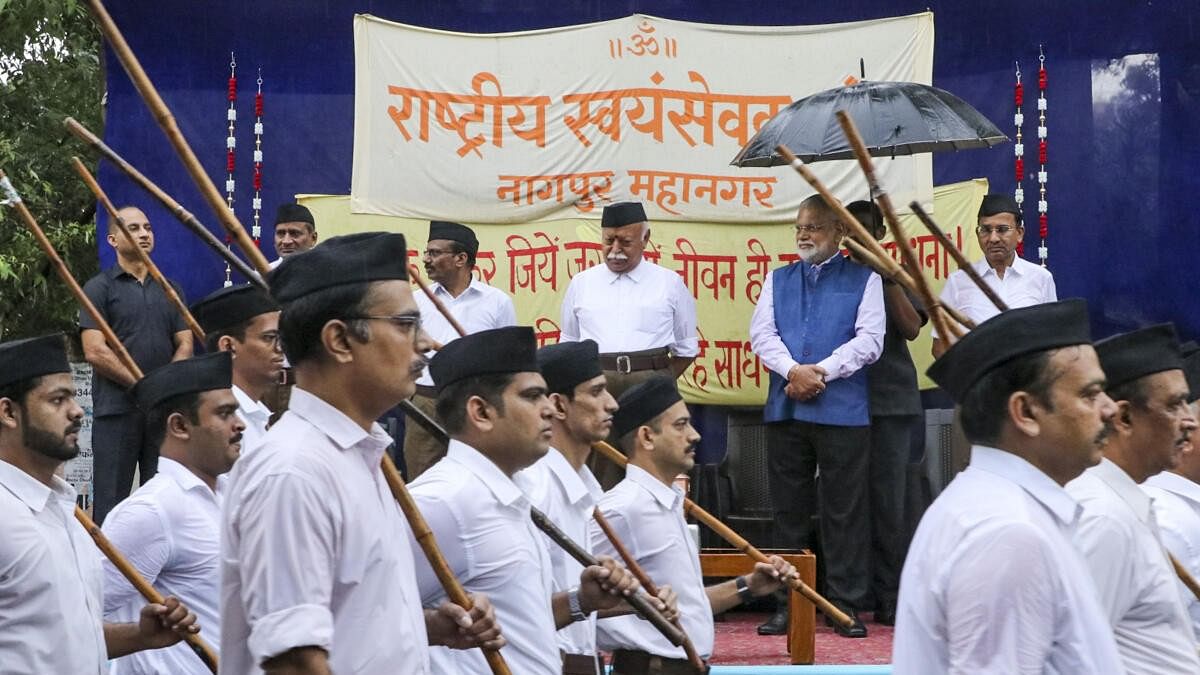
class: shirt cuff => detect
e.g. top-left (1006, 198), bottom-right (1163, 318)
top-left (249, 603), bottom-right (334, 664)
top-left (815, 356), bottom-right (839, 381)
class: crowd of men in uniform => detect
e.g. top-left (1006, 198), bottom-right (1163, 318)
top-left (2, 190), bottom-right (1200, 674)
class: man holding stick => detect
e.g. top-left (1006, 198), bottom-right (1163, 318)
top-left (1066, 324), bottom-right (1200, 674)
top-left (406, 220), bottom-right (517, 479)
top-left (101, 352), bottom-right (242, 674)
top-left (893, 300), bottom-right (1123, 673)
top-left (220, 233), bottom-right (503, 674)
top-left (190, 284), bottom-right (284, 452)
top-left (748, 193), bottom-right (884, 637)
top-left (410, 326), bottom-right (641, 675)
top-left (82, 205), bottom-right (192, 523)
top-left (591, 375), bottom-right (797, 673)
top-left (523, 339), bottom-right (679, 674)
top-left (0, 333), bottom-right (200, 674)
top-left (931, 194), bottom-right (1056, 357)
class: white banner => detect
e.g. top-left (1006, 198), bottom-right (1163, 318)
top-left (351, 12), bottom-right (935, 224)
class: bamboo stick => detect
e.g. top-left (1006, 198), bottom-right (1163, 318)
top-left (70, 157), bottom-right (206, 344)
top-left (1171, 553), bottom-right (1200, 603)
top-left (409, 264), bottom-right (468, 337)
top-left (83, 0), bottom-right (271, 276)
top-left (63, 117), bottom-right (266, 289)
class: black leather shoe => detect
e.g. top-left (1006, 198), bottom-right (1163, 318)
top-left (757, 608), bottom-right (789, 635)
top-left (832, 611), bottom-right (868, 638)
top-left (875, 605), bottom-right (896, 626)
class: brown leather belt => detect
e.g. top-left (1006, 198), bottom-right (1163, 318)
top-left (599, 348), bottom-right (671, 374)
top-left (561, 652), bottom-right (599, 675)
top-left (610, 649), bottom-right (704, 675)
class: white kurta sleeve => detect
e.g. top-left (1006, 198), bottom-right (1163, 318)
top-left (749, 273), bottom-right (799, 378)
top-left (498, 295), bottom-right (518, 328)
top-left (815, 272), bottom-right (885, 381)
top-left (101, 500), bottom-right (170, 617)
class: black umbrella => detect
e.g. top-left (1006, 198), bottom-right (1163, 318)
top-left (731, 80), bottom-right (1008, 166)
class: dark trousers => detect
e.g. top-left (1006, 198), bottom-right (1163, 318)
top-left (868, 414), bottom-right (919, 610)
top-left (92, 410), bottom-right (157, 525)
top-left (766, 419), bottom-right (870, 610)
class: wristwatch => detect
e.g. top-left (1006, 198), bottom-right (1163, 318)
top-left (567, 586), bottom-right (589, 622)
top-left (735, 575), bottom-right (755, 604)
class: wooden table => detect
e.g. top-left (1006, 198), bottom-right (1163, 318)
top-left (699, 550), bottom-right (816, 665)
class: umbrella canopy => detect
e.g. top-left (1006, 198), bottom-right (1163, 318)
top-left (732, 80), bottom-right (1008, 166)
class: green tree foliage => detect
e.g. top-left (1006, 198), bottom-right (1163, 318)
top-left (0, 0), bottom-right (102, 343)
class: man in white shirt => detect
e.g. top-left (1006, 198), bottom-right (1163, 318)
top-left (560, 201), bottom-right (698, 489)
top-left (749, 193), bottom-right (885, 637)
top-left (0, 333), bottom-right (200, 675)
top-left (190, 284), bottom-right (283, 452)
top-left (268, 203), bottom-right (317, 270)
top-left (103, 351), bottom-right (243, 674)
top-left (411, 326), bottom-right (641, 675)
top-left (1143, 341), bottom-right (1200, 635)
top-left (1067, 323), bottom-right (1200, 674)
top-left (591, 375), bottom-right (797, 674)
top-left (221, 233), bottom-right (503, 675)
top-left (931, 194), bottom-right (1057, 357)
top-left (894, 299), bottom-right (1124, 674)
top-left (405, 220), bottom-right (517, 479)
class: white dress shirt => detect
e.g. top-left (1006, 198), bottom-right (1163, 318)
top-left (893, 446), bottom-right (1123, 675)
top-left (220, 387), bottom-right (430, 674)
top-left (232, 384), bottom-right (271, 454)
top-left (102, 457), bottom-right (223, 674)
top-left (410, 440), bottom-right (559, 675)
top-left (0, 459), bottom-right (108, 674)
top-left (749, 258), bottom-right (885, 381)
top-left (415, 279), bottom-right (516, 387)
top-left (932, 255), bottom-right (1057, 338)
top-left (589, 464), bottom-right (715, 659)
top-left (1144, 471), bottom-right (1200, 637)
top-left (522, 448), bottom-right (604, 670)
top-left (560, 259), bottom-right (699, 357)
top-left (1067, 459), bottom-right (1200, 674)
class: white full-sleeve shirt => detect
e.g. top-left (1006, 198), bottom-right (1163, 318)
top-left (590, 464), bottom-right (715, 659)
top-left (560, 259), bottom-right (699, 357)
top-left (415, 279), bottom-right (517, 387)
top-left (1067, 459), bottom-right (1200, 675)
top-left (232, 384), bottom-right (271, 454)
top-left (410, 440), bottom-right (560, 675)
top-left (1143, 471), bottom-right (1200, 638)
top-left (932, 254), bottom-right (1057, 338)
top-left (521, 448), bottom-right (604, 671)
top-left (102, 457), bottom-right (223, 674)
top-left (748, 257), bottom-right (885, 381)
top-left (219, 387), bottom-right (430, 674)
top-left (893, 446), bottom-right (1124, 675)
top-left (0, 460), bottom-right (108, 675)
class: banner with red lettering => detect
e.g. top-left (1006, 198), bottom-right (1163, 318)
top-left (351, 13), bottom-right (935, 224)
top-left (301, 178), bottom-right (986, 405)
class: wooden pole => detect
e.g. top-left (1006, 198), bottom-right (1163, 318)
top-left (593, 508), bottom-right (708, 673)
top-left (1171, 553), bottom-right (1200, 603)
top-left (70, 157), bottom-right (206, 344)
top-left (1, 169), bottom-right (217, 671)
top-left (380, 454), bottom-right (512, 675)
top-left (83, 0), bottom-right (272, 276)
top-left (409, 264), bottom-right (468, 338)
top-left (909, 201), bottom-right (1009, 313)
top-left (588, 440), bottom-right (854, 629)
top-left (63, 117), bottom-right (266, 289)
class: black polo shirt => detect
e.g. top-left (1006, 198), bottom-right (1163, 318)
top-left (866, 286), bottom-right (926, 416)
top-left (80, 265), bottom-right (188, 416)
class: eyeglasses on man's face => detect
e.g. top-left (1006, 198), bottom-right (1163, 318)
top-left (976, 225), bottom-right (1017, 236)
top-left (344, 313), bottom-right (422, 338)
top-left (794, 222), bottom-right (833, 235)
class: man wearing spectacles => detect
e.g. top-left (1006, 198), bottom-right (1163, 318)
top-left (190, 284), bottom-right (284, 453)
top-left (405, 221), bottom-right (517, 480)
top-left (931, 194), bottom-right (1057, 358)
top-left (749, 194), bottom-right (885, 638)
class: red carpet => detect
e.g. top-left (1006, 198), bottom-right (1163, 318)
top-left (712, 611), bottom-right (893, 665)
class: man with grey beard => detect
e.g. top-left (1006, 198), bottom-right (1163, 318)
top-left (560, 201), bottom-right (698, 489)
top-left (749, 193), bottom-right (884, 637)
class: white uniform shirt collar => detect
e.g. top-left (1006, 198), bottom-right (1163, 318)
top-left (625, 464), bottom-right (682, 511)
top-left (431, 279), bottom-right (485, 299)
top-left (446, 439), bottom-right (527, 507)
top-left (155, 456), bottom-right (219, 500)
top-left (971, 445), bottom-right (1082, 526)
top-left (1147, 471), bottom-right (1200, 507)
top-left (288, 387), bottom-right (393, 456)
top-left (601, 258), bottom-right (653, 284)
top-left (0, 458), bottom-right (76, 513)
top-left (232, 384), bottom-right (271, 421)
top-left (976, 254), bottom-right (1035, 279)
top-left (1091, 457), bottom-right (1155, 525)
top-left (543, 448), bottom-right (602, 506)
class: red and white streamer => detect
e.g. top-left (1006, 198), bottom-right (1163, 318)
top-left (1036, 46), bottom-right (1048, 266)
top-left (223, 53), bottom-right (237, 286)
top-left (252, 69), bottom-right (263, 248)
top-left (1013, 60), bottom-right (1025, 257)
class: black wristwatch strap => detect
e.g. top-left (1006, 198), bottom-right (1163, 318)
top-left (735, 575), bottom-right (754, 604)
